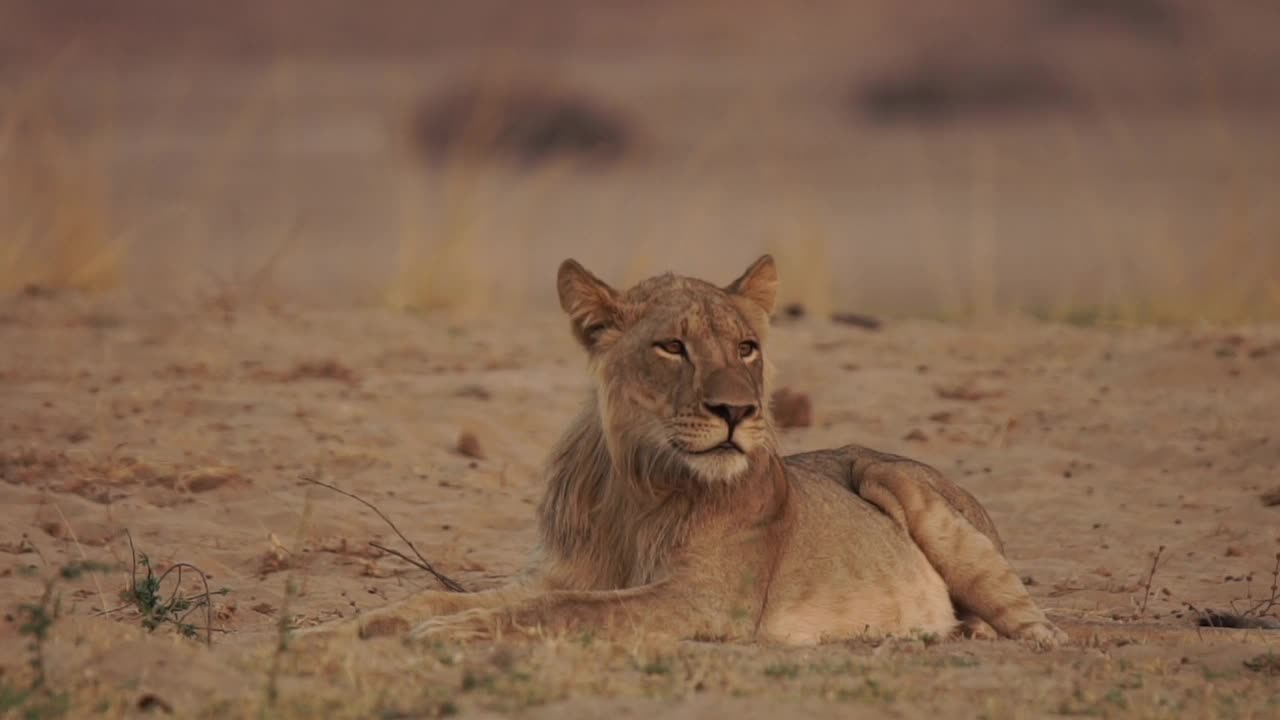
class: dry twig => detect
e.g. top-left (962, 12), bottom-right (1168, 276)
top-left (302, 475), bottom-right (466, 592)
top-left (1138, 545), bottom-right (1166, 617)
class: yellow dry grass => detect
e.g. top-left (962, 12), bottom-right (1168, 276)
top-left (2, 52), bottom-right (1277, 326)
top-left (0, 97), bottom-right (123, 296)
top-left (377, 80), bottom-right (1279, 326)
top-left (3, 604), bottom-right (1279, 720)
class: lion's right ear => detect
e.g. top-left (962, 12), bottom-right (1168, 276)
top-left (726, 254), bottom-right (778, 316)
top-left (557, 259), bottom-right (622, 351)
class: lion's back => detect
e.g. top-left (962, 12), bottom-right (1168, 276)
top-left (784, 445), bottom-right (1004, 553)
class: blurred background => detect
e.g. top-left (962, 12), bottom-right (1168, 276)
top-left (2, 0), bottom-right (1278, 323)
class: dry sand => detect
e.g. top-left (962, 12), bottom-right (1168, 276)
top-left (1, 290), bottom-right (1277, 718)
top-left (3, 3), bottom-right (1280, 715)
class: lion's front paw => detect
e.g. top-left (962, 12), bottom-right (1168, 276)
top-left (289, 609), bottom-right (413, 644)
top-left (1013, 620), bottom-right (1069, 649)
top-left (407, 608), bottom-right (501, 644)
top-left (357, 611), bottom-right (414, 639)
top-left (289, 617), bottom-right (362, 646)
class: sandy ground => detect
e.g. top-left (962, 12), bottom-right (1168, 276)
top-left (1, 289), bottom-right (1278, 718)
top-left (3, 3), bottom-right (1280, 716)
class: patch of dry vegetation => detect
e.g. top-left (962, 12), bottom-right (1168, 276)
top-left (386, 70), bottom-right (637, 316)
top-left (0, 89), bottom-right (123, 296)
top-left (3, 54), bottom-right (1276, 326)
top-left (5, 610), bottom-right (1280, 719)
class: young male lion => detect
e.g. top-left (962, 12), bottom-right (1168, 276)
top-left (312, 256), bottom-right (1065, 647)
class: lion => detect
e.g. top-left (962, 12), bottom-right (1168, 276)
top-left (304, 255), bottom-right (1065, 647)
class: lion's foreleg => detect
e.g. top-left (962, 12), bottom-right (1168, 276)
top-left (407, 581), bottom-right (738, 643)
top-left (292, 585), bottom-right (528, 642)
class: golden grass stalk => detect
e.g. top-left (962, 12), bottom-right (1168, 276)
top-left (1, 101), bottom-right (123, 295)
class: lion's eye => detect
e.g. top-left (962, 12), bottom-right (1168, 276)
top-left (738, 340), bottom-right (759, 358)
top-left (655, 339), bottom-right (687, 357)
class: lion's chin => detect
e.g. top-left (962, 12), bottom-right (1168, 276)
top-left (680, 447), bottom-right (752, 484)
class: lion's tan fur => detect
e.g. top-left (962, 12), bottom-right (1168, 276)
top-left (535, 394), bottom-right (774, 589)
top-left (301, 256), bottom-right (1064, 647)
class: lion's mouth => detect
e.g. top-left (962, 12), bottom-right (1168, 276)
top-left (689, 440), bottom-right (744, 455)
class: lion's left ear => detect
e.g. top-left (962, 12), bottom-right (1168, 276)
top-left (725, 254), bottom-right (778, 316)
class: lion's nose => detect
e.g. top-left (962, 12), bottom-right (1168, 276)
top-left (704, 402), bottom-right (757, 429)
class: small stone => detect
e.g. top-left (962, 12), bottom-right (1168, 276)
top-left (903, 428), bottom-right (928, 442)
top-left (770, 388), bottom-right (812, 429)
top-left (830, 312), bottom-right (883, 331)
top-left (781, 303), bottom-right (806, 319)
top-left (137, 694), bottom-right (174, 714)
top-left (457, 431), bottom-right (485, 459)
top-left (455, 385), bottom-right (492, 401)
top-left (179, 466), bottom-right (246, 493)
top-left (1261, 487), bottom-right (1280, 507)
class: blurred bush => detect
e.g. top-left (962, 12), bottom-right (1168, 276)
top-left (412, 76), bottom-right (635, 169)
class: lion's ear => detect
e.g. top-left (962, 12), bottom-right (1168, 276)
top-left (557, 259), bottom-right (622, 350)
top-left (726, 254), bottom-right (778, 316)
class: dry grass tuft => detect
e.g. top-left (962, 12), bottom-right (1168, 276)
top-left (384, 168), bottom-right (488, 315)
top-left (767, 215), bottom-right (837, 321)
top-left (1, 96), bottom-right (124, 296)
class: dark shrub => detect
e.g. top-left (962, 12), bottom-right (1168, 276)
top-left (1041, 0), bottom-right (1183, 40)
top-left (854, 59), bottom-right (1074, 125)
top-left (413, 79), bottom-right (633, 168)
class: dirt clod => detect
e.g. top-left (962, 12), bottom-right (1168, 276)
top-left (455, 384), bottom-right (492, 401)
top-left (771, 388), bottom-right (812, 428)
top-left (179, 466), bottom-right (247, 493)
top-left (296, 360), bottom-right (358, 383)
top-left (830, 312), bottom-right (883, 331)
top-left (1261, 487), bottom-right (1280, 507)
top-left (935, 383), bottom-right (1005, 402)
top-left (137, 694), bottom-right (174, 714)
top-left (457, 430), bottom-right (485, 459)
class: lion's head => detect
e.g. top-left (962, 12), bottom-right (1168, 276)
top-left (556, 255), bottom-right (779, 484)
